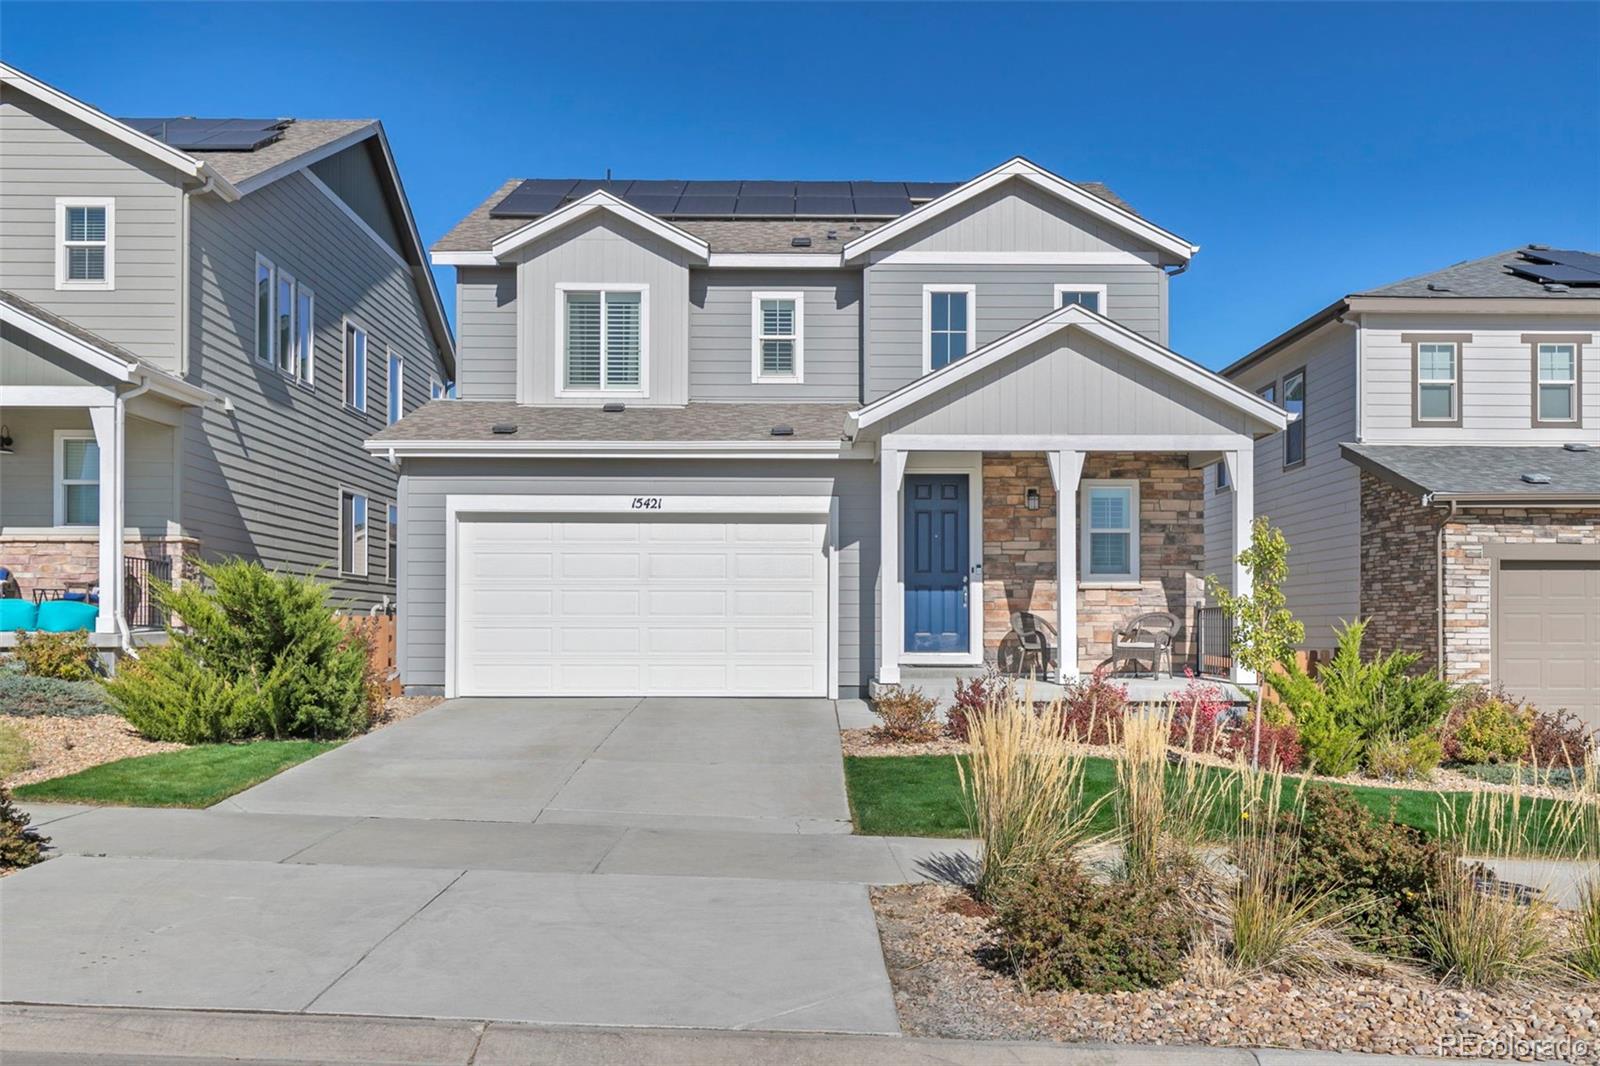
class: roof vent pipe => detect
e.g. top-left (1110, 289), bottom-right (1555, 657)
top-left (1521, 472), bottom-right (1551, 484)
top-left (770, 425), bottom-right (794, 437)
top-left (491, 423), bottom-right (518, 435)
top-left (1563, 442), bottom-right (1590, 452)
top-left (602, 402), bottom-right (625, 413)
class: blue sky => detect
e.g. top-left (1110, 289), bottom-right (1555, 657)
top-left (6, 2), bottom-right (1597, 369)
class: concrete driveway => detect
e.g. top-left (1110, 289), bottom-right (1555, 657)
top-left (4, 697), bottom-right (969, 1036)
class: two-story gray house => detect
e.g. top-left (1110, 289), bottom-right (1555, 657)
top-left (1208, 247), bottom-right (1599, 726)
top-left (0, 64), bottom-right (454, 648)
top-left (374, 158), bottom-right (1285, 699)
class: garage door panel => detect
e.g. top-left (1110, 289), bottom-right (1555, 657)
top-left (1496, 560), bottom-right (1599, 729)
top-left (456, 514), bottom-right (828, 697)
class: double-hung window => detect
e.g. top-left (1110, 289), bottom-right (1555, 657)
top-left (1282, 367), bottom-right (1306, 468)
top-left (924, 285), bottom-right (975, 372)
top-left (1531, 338), bottom-right (1581, 425)
top-left (294, 285), bottom-right (315, 384)
top-left (1416, 342), bottom-right (1458, 423)
top-left (340, 490), bottom-right (369, 577)
top-left (55, 432), bottom-right (100, 526)
top-left (1054, 284), bottom-right (1107, 314)
top-left (255, 255), bottom-right (276, 366)
top-left (560, 287), bottom-right (645, 393)
top-left (386, 503), bottom-right (399, 580)
top-left (387, 348), bottom-right (404, 424)
top-left (751, 291), bottom-right (803, 382)
top-left (343, 321), bottom-right (368, 411)
top-left (276, 269), bottom-right (297, 375)
top-left (254, 254), bottom-right (314, 384)
top-left (1080, 481), bottom-right (1139, 583)
top-left (56, 198), bottom-right (113, 290)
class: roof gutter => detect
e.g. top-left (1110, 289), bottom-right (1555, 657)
top-left (1220, 299), bottom-right (1349, 379)
top-left (1422, 491), bottom-right (1600, 507)
top-left (363, 438), bottom-right (869, 461)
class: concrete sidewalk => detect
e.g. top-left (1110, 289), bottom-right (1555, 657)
top-left (0, 1005), bottom-right (1497, 1066)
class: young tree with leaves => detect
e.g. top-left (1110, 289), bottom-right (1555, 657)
top-left (1205, 516), bottom-right (1305, 766)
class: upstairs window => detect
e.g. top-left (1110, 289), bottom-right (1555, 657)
top-left (752, 292), bottom-right (803, 382)
top-left (560, 287), bottom-right (644, 393)
top-left (387, 348), bottom-right (404, 425)
top-left (294, 285), bottom-right (315, 384)
top-left (1416, 342), bottom-right (1459, 423)
top-left (1081, 481), bottom-right (1139, 583)
top-left (386, 502), bottom-right (399, 580)
top-left (255, 256), bottom-right (275, 366)
top-left (255, 255), bottom-right (314, 384)
top-left (430, 378), bottom-right (457, 400)
top-left (276, 269), bottom-right (297, 376)
top-left (57, 199), bottom-right (113, 290)
top-left (1282, 367), bottom-right (1306, 468)
top-left (55, 432), bottom-right (100, 526)
top-left (343, 321), bottom-right (368, 411)
top-left (924, 285), bottom-right (974, 371)
top-left (1055, 284), bottom-right (1106, 314)
top-left (340, 490), bottom-right (368, 577)
top-left (1256, 381), bottom-right (1277, 406)
top-left (1534, 341), bottom-right (1579, 424)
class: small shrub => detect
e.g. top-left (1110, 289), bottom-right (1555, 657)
top-left (1572, 879), bottom-right (1600, 983)
top-left (0, 785), bottom-right (47, 869)
top-left (1055, 665), bottom-right (1127, 744)
top-left (0, 672), bottom-right (111, 717)
top-left (14, 630), bottom-right (97, 681)
top-left (1446, 689), bottom-right (1534, 765)
top-left (1229, 712), bottom-right (1304, 771)
top-left (1365, 732), bottom-right (1442, 781)
top-left (1420, 863), bottom-right (1558, 990)
top-left (1454, 763), bottom-right (1579, 790)
top-left (946, 669), bottom-right (1012, 742)
top-left (1168, 673), bottom-right (1233, 753)
top-left (0, 722), bottom-right (33, 780)
top-left (1282, 787), bottom-right (1451, 950)
top-left (995, 861), bottom-right (1192, 993)
top-left (1527, 706), bottom-right (1595, 769)
top-left (869, 686), bottom-right (941, 743)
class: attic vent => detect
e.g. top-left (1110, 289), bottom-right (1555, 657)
top-left (602, 402), bottom-right (625, 413)
top-left (1426, 282), bottom-right (1450, 292)
top-left (1529, 243), bottom-right (1551, 250)
top-left (1544, 283), bottom-right (1570, 292)
top-left (770, 425), bottom-right (795, 437)
top-left (1564, 442), bottom-right (1591, 452)
top-left (491, 423), bottom-right (518, 435)
top-left (825, 229), bottom-right (838, 240)
top-left (790, 236), bottom-right (812, 248)
top-left (1521, 472), bottom-right (1551, 484)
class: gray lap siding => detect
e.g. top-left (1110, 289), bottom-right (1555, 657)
top-left (397, 458), bottom-right (879, 696)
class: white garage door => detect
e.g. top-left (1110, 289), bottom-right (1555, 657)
top-left (454, 513), bottom-right (829, 697)
top-left (1495, 559), bottom-right (1600, 730)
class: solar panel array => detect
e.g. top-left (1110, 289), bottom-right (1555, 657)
top-left (120, 118), bottom-right (291, 152)
top-left (1509, 248), bottom-right (1600, 287)
top-left (489, 179), bottom-right (961, 220)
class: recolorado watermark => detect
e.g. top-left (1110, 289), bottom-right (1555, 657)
top-left (1437, 1031), bottom-right (1592, 1061)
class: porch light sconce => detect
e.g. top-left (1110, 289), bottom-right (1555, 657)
top-left (0, 424), bottom-right (12, 456)
top-left (1025, 487), bottom-right (1040, 511)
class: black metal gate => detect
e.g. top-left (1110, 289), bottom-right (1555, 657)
top-left (124, 555), bottom-right (172, 629)
top-left (1195, 603), bottom-right (1233, 677)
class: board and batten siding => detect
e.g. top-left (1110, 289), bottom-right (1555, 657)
top-left (396, 458), bottom-right (879, 696)
top-left (186, 169), bottom-right (444, 608)
top-left (689, 269), bottom-right (861, 402)
top-left (1216, 322), bottom-right (1361, 647)
top-left (512, 215), bottom-right (692, 406)
top-left (454, 266), bottom-right (517, 400)
top-left (1360, 312), bottom-right (1600, 444)
top-left (0, 85), bottom-right (185, 369)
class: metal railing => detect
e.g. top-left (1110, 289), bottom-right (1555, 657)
top-left (124, 555), bottom-right (172, 629)
top-left (1195, 603), bottom-right (1233, 678)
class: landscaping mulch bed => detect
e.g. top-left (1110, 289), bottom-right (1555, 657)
top-left (872, 884), bottom-right (1600, 1061)
top-left (372, 694), bottom-right (444, 728)
top-left (841, 728), bottom-right (968, 757)
top-left (3, 715), bottom-right (184, 789)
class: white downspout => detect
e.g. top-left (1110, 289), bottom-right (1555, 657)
top-left (178, 177), bottom-right (214, 377)
top-left (113, 378), bottom-right (154, 652)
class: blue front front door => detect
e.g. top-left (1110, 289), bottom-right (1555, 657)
top-left (904, 474), bottom-right (970, 654)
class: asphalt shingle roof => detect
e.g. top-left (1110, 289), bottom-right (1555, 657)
top-left (368, 401), bottom-right (856, 444)
top-left (1356, 246), bottom-right (1599, 300)
top-left (1341, 443), bottom-right (1600, 500)
top-left (118, 117), bottom-right (376, 186)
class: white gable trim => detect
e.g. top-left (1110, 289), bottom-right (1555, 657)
top-left (0, 299), bottom-right (136, 381)
top-left (0, 63), bottom-right (240, 201)
top-left (230, 123), bottom-right (377, 197)
top-left (489, 190), bottom-right (710, 262)
top-left (847, 303), bottom-right (1286, 437)
top-left (842, 157), bottom-right (1197, 264)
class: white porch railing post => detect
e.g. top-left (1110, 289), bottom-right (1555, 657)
top-left (87, 400), bottom-right (124, 634)
top-left (878, 446), bottom-right (907, 686)
top-left (1224, 444), bottom-right (1256, 684)
top-left (1046, 449), bottom-right (1085, 682)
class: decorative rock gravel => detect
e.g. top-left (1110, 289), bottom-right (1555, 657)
top-left (872, 884), bottom-right (1600, 1062)
top-left (3, 715), bottom-right (183, 788)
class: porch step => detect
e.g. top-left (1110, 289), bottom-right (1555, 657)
top-left (874, 668), bottom-right (1247, 710)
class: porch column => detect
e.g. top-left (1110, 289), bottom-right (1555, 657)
top-left (878, 446), bottom-right (908, 686)
top-left (87, 400), bottom-right (124, 634)
top-left (1223, 442), bottom-right (1256, 684)
top-left (1046, 450), bottom-right (1085, 682)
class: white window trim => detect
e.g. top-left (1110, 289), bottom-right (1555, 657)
top-left (254, 254), bottom-right (276, 366)
top-left (53, 429), bottom-right (100, 528)
top-left (295, 285), bottom-right (316, 387)
top-left (1053, 283), bottom-right (1108, 315)
top-left (1079, 479), bottom-right (1140, 584)
top-left (55, 197), bottom-right (115, 291)
top-left (1415, 341), bottom-right (1459, 423)
top-left (343, 318), bottom-right (368, 412)
top-left (750, 290), bottom-right (805, 383)
top-left (1536, 342), bottom-right (1578, 423)
top-left (339, 487), bottom-right (370, 577)
top-left (921, 284), bottom-right (977, 374)
top-left (276, 268), bottom-right (297, 376)
top-left (553, 283), bottom-right (650, 398)
top-left (385, 501), bottom-right (398, 581)
top-left (387, 347), bottom-right (404, 425)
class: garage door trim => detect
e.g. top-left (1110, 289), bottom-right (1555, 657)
top-left (443, 493), bottom-right (839, 698)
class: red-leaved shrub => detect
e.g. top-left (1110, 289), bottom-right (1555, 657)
top-left (946, 669), bottom-right (1012, 741)
top-left (1526, 706), bottom-right (1595, 769)
top-left (1167, 670), bottom-right (1232, 753)
top-left (1227, 713), bottom-right (1304, 770)
top-left (1054, 666), bottom-right (1128, 744)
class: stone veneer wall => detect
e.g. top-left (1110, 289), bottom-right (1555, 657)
top-left (1440, 507), bottom-right (1600, 684)
top-left (1358, 471), bottom-right (1440, 670)
top-left (981, 452), bottom-right (1205, 674)
top-left (0, 534), bottom-right (200, 601)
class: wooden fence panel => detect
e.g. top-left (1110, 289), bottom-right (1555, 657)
top-left (339, 614), bottom-right (399, 699)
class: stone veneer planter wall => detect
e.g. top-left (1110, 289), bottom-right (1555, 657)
top-left (981, 451), bottom-right (1206, 674)
top-left (0, 533), bottom-right (200, 604)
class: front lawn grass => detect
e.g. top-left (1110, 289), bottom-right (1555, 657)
top-left (12, 740), bottom-right (339, 808)
top-left (844, 754), bottom-right (1576, 853)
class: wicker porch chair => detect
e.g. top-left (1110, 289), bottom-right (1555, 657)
top-left (1111, 611), bottom-right (1181, 678)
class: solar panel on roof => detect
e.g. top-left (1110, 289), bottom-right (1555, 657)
top-left (672, 195), bottom-right (738, 216)
top-left (849, 181), bottom-right (909, 197)
top-left (1511, 263), bottom-right (1600, 286)
top-left (1529, 249), bottom-right (1600, 272)
top-left (682, 180), bottom-right (741, 195)
top-left (490, 179), bottom-right (581, 217)
top-left (795, 195), bottom-right (855, 216)
top-left (626, 180), bottom-right (687, 196)
top-left (905, 181), bottom-right (958, 201)
top-left (796, 181), bottom-right (851, 196)
top-left (731, 195), bottom-right (795, 216)
top-left (852, 195), bottom-right (914, 216)
top-left (121, 117), bottom-right (287, 152)
top-left (489, 177), bottom-right (964, 220)
top-left (623, 194), bottom-right (683, 214)
top-left (740, 181), bottom-right (795, 196)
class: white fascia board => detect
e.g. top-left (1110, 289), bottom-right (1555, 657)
top-left (432, 250), bottom-right (500, 267)
top-left (847, 303), bottom-right (1286, 436)
top-left (365, 438), bottom-right (870, 461)
top-left (0, 300), bottom-right (136, 381)
top-left (489, 191), bottom-right (710, 262)
top-left (843, 156), bottom-right (1198, 264)
top-left (1345, 295), bottom-right (1600, 315)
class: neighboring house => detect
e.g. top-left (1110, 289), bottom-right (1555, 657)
top-left (1208, 247), bottom-right (1599, 726)
top-left (375, 158), bottom-right (1285, 699)
top-left (0, 64), bottom-right (454, 647)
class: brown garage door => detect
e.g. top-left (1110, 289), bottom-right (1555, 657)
top-left (1495, 560), bottom-right (1600, 730)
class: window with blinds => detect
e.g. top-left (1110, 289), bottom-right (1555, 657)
top-left (1080, 481), bottom-right (1140, 582)
top-left (563, 289), bottom-right (644, 391)
top-left (58, 200), bottom-right (112, 288)
top-left (752, 293), bottom-right (803, 381)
